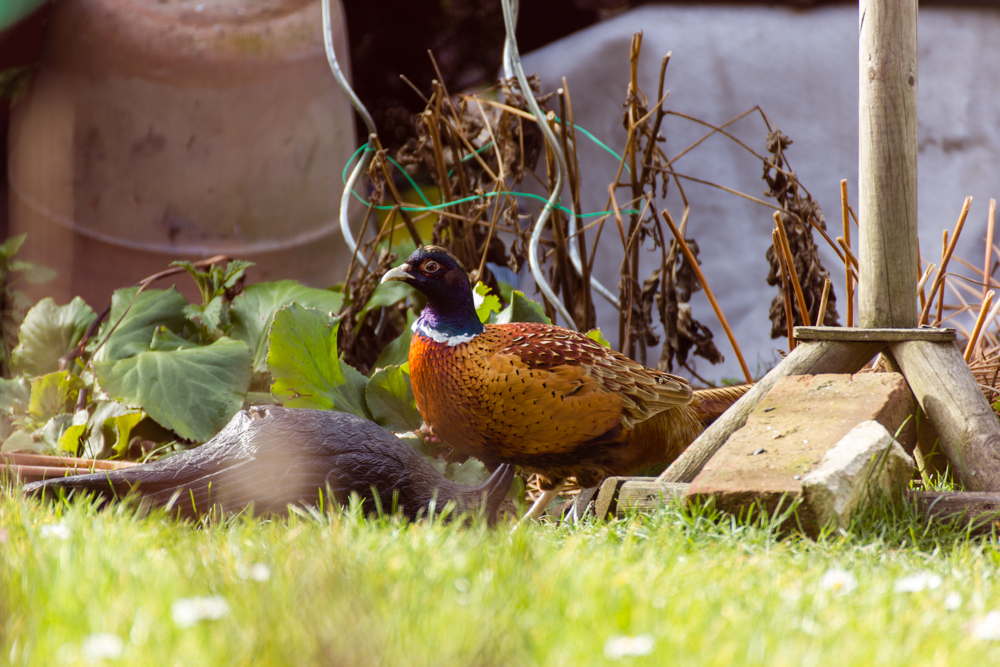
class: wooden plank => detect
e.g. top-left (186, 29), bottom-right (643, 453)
top-left (657, 339), bottom-right (885, 484)
top-left (794, 327), bottom-right (955, 343)
top-left (888, 340), bottom-right (1000, 491)
top-left (603, 479), bottom-right (1000, 533)
top-left (0, 452), bottom-right (137, 470)
top-left (858, 0), bottom-right (919, 327)
top-left (594, 477), bottom-right (629, 520)
top-left (1, 465), bottom-right (93, 483)
top-left (617, 480), bottom-right (689, 513)
top-left (910, 491), bottom-right (1000, 532)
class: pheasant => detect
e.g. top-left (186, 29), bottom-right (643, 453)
top-left (25, 406), bottom-right (514, 523)
top-left (382, 246), bottom-right (747, 523)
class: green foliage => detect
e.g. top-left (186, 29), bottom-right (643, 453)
top-left (0, 65), bottom-right (34, 105)
top-left (171, 259), bottom-right (252, 308)
top-left (0, 255), bottom-right (552, 492)
top-left (266, 304), bottom-right (371, 419)
top-left (366, 365), bottom-right (422, 432)
top-left (372, 311), bottom-right (414, 370)
top-left (10, 297), bottom-right (95, 376)
top-left (474, 282), bottom-right (501, 323)
top-left (586, 328), bottom-right (611, 347)
top-left (493, 290), bottom-right (551, 325)
top-left (94, 338), bottom-right (252, 443)
top-left (230, 280), bottom-right (345, 374)
top-left (93, 288), bottom-right (189, 363)
top-left (0, 235), bottom-right (56, 374)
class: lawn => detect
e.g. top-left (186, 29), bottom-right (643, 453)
top-left (3, 486), bottom-right (1000, 666)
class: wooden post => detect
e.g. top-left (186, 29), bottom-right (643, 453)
top-left (858, 0), bottom-right (919, 327)
top-left (887, 340), bottom-right (1000, 491)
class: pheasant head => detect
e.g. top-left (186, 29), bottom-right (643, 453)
top-left (381, 246), bottom-right (485, 345)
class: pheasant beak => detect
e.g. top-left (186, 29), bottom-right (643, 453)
top-left (381, 264), bottom-right (414, 284)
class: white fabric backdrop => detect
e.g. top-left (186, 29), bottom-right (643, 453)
top-left (519, 3), bottom-right (1000, 382)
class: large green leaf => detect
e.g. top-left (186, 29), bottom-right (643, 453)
top-left (230, 281), bottom-right (345, 374)
top-left (0, 376), bottom-right (31, 416)
top-left (80, 400), bottom-right (142, 459)
top-left (372, 311), bottom-right (415, 370)
top-left (1, 429), bottom-right (39, 453)
top-left (11, 297), bottom-right (96, 376)
top-left (93, 287), bottom-right (189, 363)
top-left (366, 365), bottom-right (422, 432)
top-left (474, 282), bottom-right (502, 323)
top-left (267, 304), bottom-right (370, 418)
top-left (150, 327), bottom-right (199, 352)
top-left (93, 337), bottom-right (252, 442)
top-left (356, 282), bottom-right (414, 333)
top-left (28, 372), bottom-right (85, 424)
top-left (495, 290), bottom-right (551, 325)
top-left (58, 410), bottom-right (90, 455)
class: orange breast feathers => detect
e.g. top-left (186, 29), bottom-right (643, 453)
top-left (407, 322), bottom-right (695, 466)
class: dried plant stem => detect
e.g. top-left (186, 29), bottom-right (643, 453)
top-left (840, 179), bottom-right (854, 329)
top-left (920, 195), bottom-right (972, 325)
top-left (817, 278), bottom-right (832, 327)
top-left (985, 198), bottom-right (997, 300)
top-left (837, 236), bottom-right (860, 271)
top-left (371, 141), bottom-right (424, 247)
top-left (917, 262), bottom-right (936, 311)
top-left (774, 229), bottom-right (796, 350)
top-left (774, 212), bottom-right (811, 327)
top-left (663, 208), bottom-right (752, 383)
top-left (84, 255), bottom-right (230, 367)
top-left (343, 200), bottom-right (377, 299)
top-left (501, 0), bottom-right (577, 330)
top-left (965, 290), bottom-right (995, 362)
top-left (936, 233), bottom-right (947, 326)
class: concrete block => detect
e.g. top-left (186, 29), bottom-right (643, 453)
top-left (686, 373), bottom-right (919, 535)
top-left (802, 420), bottom-right (915, 530)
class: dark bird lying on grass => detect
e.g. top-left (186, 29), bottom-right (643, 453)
top-left (24, 406), bottom-right (514, 523)
top-left (382, 246), bottom-right (748, 523)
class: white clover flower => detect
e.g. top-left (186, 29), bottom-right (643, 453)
top-left (81, 632), bottom-right (124, 661)
top-left (171, 596), bottom-right (230, 628)
top-left (604, 634), bottom-right (655, 660)
top-left (40, 521), bottom-right (70, 540)
top-left (894, 572), bottom-right (942, 593)
top-left (968, 611), bottom-right (1000, 641)
top-left (944, 593), bottom-right (962, 610)
top-left (238, 563), bottom-right (270, 582)
top-left (819, 568), bottom-right (857, 595)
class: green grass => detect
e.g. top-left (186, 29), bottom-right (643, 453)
top-left (4, 486), bottom-right (1000, 666)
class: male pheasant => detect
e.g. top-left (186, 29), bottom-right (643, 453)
top-left (382, 246), bottom-right (745, 522)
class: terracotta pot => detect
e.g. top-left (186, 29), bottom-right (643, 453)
top-left (8, 0), bottom-right (357, 307)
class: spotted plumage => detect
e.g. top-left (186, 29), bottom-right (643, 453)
top-left (383, 246), bottom-right (746, 518)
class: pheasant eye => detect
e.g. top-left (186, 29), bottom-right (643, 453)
top-left (422, 260), bottom-right (441, 273)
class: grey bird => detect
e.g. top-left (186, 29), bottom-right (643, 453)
top-left (24, 406), bottom-right (514, 523)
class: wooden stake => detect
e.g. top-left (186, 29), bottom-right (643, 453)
top-left (858, 0), bottom-right (919, 328)
top-left (919, 196), bottom-right (972, 325)
top-left (985, 198), bottom-right (997, 300)
top-left (817, 278), bottom-right (832, 327)
top-left (888, 339), bottom-right (1000, 491)
top-left (840, 179), bottom-right (854, 328)
top-left (964, 291), bottom-right (994, 362)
